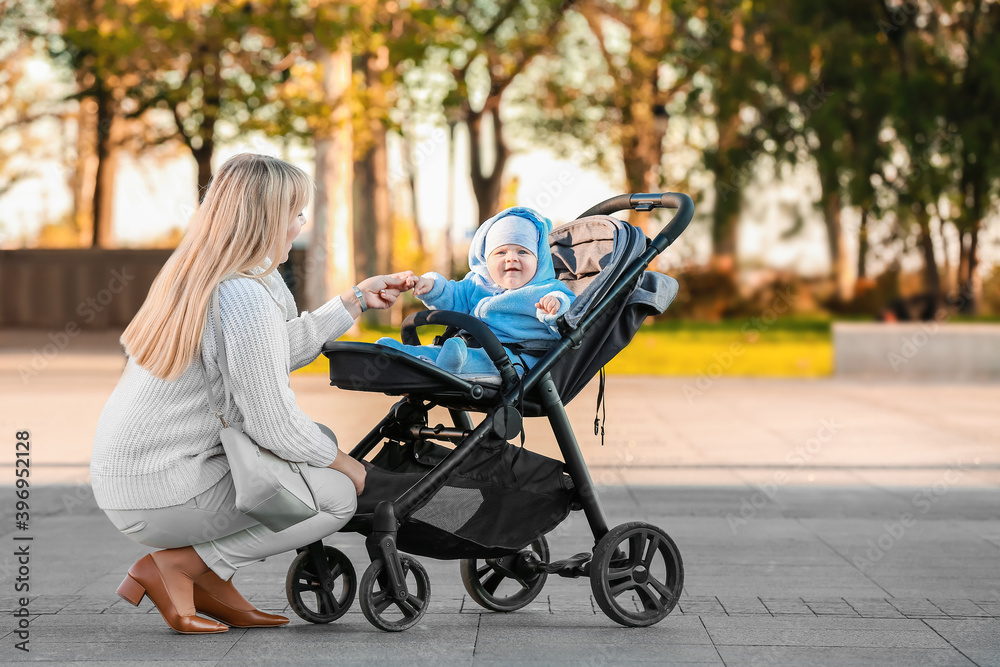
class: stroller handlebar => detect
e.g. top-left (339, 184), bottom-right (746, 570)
top-left (577, 192), bottom-right (694, 252)
top-left (400, 310), bottom-right (521, 389)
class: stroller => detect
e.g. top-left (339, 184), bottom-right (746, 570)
top-left (284, 192), bottom-right (693, 631)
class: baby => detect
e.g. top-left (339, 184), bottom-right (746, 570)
top-left (377, 207), bottom-right (576, 378)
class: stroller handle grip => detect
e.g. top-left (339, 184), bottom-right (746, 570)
top-left (577, 192), bottom-right (694, 251)
top-left (400, 310), bottom-right (520, 389)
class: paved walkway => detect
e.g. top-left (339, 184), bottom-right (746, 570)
top-left (0, 331), bottom-right (998, 664)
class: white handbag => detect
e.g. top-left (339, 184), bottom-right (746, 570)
top-left (200, 278), bottom-right (318, 532)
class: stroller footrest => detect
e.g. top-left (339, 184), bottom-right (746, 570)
top-left (541, 551), bottom-right (592, 578)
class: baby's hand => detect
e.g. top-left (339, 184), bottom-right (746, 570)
top-left (536, 295), bottom-right (562, 315)
top-left (412, 276), bottom-right (435, 296)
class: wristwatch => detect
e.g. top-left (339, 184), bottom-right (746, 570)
top-left (352, 285), bottom-right (367, 313)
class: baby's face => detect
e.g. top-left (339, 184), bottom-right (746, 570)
top-left (487, 244), bottom-right (537, 290)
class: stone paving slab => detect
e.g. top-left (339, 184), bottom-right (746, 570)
top-left (715, 646), bottom-right (976, 667)
top-left (0, 371), bottom-right (998, 664)
top-left (0, 486), bottom-right (997, 664)
top-left (924, 619), bottom-right (1000, 667)
top-left (5, 593), bottom-right (1000, 621)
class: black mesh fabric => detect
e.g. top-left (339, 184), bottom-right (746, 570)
top-left (350, 439), bottom-right (575, 560)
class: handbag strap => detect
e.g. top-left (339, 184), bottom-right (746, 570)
top-left (201, 275), bottom-right (242, 427)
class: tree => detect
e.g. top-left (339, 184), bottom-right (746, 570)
top-left (348, 6), bottom-right (437, 319)
top-left (931, 0), bottom-right (1000, 313)
top-left (694, 1), bottom-right (788, 268)
top-left (119, 1), bottom-right (318, 196)
top-left (761, 0), bottom-right (903, 301)
top-left (430, 0), bottom-right (578, 222)
top-left (512, 0), bottom-right (768, 264)
top-left (44, 0), bottom-right (150, 246)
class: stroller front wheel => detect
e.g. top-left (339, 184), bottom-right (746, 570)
top-left (359, 555), bottom-right (431, 632)
top-left (285, 544), bottom-right (356, 624)
top-left (589, 522), bottom-right (683, 627)
top-left (460, 536), bottom-right (550, 612)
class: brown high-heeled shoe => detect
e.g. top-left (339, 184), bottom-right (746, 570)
top-left (117, 554), bottom-right (228, 634)
top-left (194, 583), bottom-right (289, 628)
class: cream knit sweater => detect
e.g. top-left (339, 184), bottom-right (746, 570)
top-left (90, 268), bottom-right (355, 510)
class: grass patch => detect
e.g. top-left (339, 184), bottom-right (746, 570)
top-left (605, 330), bottom-right (831, 377)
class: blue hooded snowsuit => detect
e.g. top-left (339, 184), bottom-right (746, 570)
top-left (377, 207), bottom-right (576, 377)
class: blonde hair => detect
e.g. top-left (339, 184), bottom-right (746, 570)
top-left (122, 153), bottom-right (311, 381)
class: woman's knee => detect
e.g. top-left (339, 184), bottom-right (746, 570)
top-left (306, 467), bottom-right (358, 520)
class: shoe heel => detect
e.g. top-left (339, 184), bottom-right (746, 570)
top-left (117, 574), bottom-right (147, 606)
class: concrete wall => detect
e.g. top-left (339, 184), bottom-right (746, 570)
top-left (833, 321), bottom-right (1000, 380)
top-left (0, 248), bottom-right (307, 330)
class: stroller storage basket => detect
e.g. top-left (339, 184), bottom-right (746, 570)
top-left (352, 438), bottom-right (575, 560)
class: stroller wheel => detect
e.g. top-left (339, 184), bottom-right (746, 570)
top-left (285, 545), bottom-right (356, 624)
top-left (590, 522), bottom-right (683, 627)
top-left (359, 555), bottom-right (431, 632)
top-left (460, 536), bottom-right (550, 612)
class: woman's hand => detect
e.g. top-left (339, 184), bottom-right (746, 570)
top-left (328, 448), bottom-right (367, 495)
top-left (341, 271), bottom-right (415, 317)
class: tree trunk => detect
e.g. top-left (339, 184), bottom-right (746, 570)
top-left (90, 85), bottom-right (119, 248)
top-left (709, 157), bottom-right (739, 271)
top-left (352, 54), bottom-right (392, 324)
top-left (825, 191), bottom-right (851, 302)
top-left (193, 144), bottom-right (214, 199)
top-left (353, 162), bottom-right (376, 279)
top-left (819, 169), bottom-right (851, 302)
top-left (445, 121), bottom-right (457, 276)
top-left (958, 224), bottom-right (980, 315)
top-left (957, 172), bottom-right (982, 315)
top-left (707, 111), bottom-right (744, 270)
top-left (712, 208), bottom-right (739, 271)
top-left (190, 59), bottom-right (219, 198)
top-left (857, 208), bottom-right (869, 280)
top-left (308, 42), bottom-right (355, 316)
top-left (400, 133), bottom-right (424, 255)
top-left (467, 98), bottom-right (509, 224)
top-left (372, 125), bottom-right (392, 276)
top-left (619, 87), bottom-right (667, 256)
top-left (73, 97), bottom-right (98, 246)
top-left (915, 203), bottom-right (941, 310)
top-left (620, 114), bottom-right (663, 195)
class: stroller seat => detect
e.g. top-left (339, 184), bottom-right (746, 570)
top-left (324, 211), bottom-right (677, 411)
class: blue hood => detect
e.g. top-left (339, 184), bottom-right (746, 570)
top-left (467, 207), bottom-right (558, 290)
top-left (416, 206), bottom-right (575, 346)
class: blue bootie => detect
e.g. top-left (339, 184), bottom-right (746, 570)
top-left (436, 337), bottom-right (468, 373)
top-left (375, 337), bottom-right (438, 363)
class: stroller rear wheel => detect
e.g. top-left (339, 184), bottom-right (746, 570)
top-left (285, 545), bottom-right (356, 624)
top-left (460, 536), bottom-right (550, 612)
top-left (359, 555), bottom-right (431, 632)
top-left (589, 522), bottom-right (683, 627)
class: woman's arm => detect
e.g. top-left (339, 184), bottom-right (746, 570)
top-left (285, 299), bottom-right (356, 372)
top-left (217, 281), bottom-right (341, 467)
top-left (285, 272), bottom-right (415, 371)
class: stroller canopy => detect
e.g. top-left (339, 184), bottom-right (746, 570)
top-left (545, 215), bottom-right (679, 403)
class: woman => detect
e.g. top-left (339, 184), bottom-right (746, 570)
top-left (90, 153), bottom-right (413, 634)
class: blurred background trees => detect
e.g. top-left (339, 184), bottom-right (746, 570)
top-left (1, 0), bottom-right (998, 318)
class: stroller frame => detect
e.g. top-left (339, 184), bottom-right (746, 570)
top-left (285, 193), bottom-right (694, 631)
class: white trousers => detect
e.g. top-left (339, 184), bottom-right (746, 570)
top-left (103, 431), bottom-right (357, 580)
